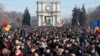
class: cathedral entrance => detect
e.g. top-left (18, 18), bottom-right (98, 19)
top-left (44, 16), bottom-right (52, 26)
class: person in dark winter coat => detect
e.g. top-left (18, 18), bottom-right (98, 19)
top-left (63, 49), bottom-right (69, 56)
top-left (42, 47), bottom-right (53, 56)
top-left (20, 43), bottom-right (28, 56)
top-left (96, 43), bottom-right (100, 56)
top-left (20, 28), bottom-right (26, 38)
top-left (89, 48), bottom-right (99, 56)
top-left (30, 44), bottom-right (39, 56)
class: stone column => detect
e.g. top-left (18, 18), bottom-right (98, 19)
top-left (53, 16), bottom-right (55, 26)
top-left (51, 17), bottom-right (53, 25)
top-left (57, 2), bottom-right (60, 11)
top-left (43, 16), bottom-right (45, 23)
top-left (38, 15), bottom-right (42, 26)
top-left (57, 15), bottom-right (60, 26)
top-left (37, 2), bottom-right (42, 11)
top-left (41, 15), bottom-right (43, 25)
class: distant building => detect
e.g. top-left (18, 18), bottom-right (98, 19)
top-left (36, 0), bottom-right (61, 26)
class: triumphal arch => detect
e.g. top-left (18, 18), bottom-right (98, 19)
top-left (36, 0), bottom-right (61, 26)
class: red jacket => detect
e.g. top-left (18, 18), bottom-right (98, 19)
top-left (5, 42), bottom-right (12, 50)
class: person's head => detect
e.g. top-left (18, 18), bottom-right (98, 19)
top-left (64, 49), bottom-right (69, 54)
top-left (31, 48), bottom-right (36, 53)
top-left (60, 48), bottom-right (64, 53)
top-left (95, 39), bottom-right (99, 43)
top-left (54, 45), bottom-right (59, 49)
top-left (90, 48), bottom-right (96, 54)
top-left (45, 47), bottom-right (51, 53)
top-left (69, 53), bottom-right (76, 56)
top-left (15, 49), bottom-right (22, 56)
top-left (15, 44), bottom-right (21, 50)
top-left (69, 49), bottom-right (76, 56)
top-left (91, 44), bottom-right (95, 48)
top-left (15, 39), bottom-right (21, 45)
top-left (26, 40), bottom-right (31, 46)
top-left (8, 35), bottom-right (11, 39)
top-left (84, 42), bottom-right (90, 47)
top-left (31, 44), bottom-right (37, 53)
top-left (65, 41), bottom-right (71, 48)
top-left (77, 47), bottom-right (83, 53)
top-left (21, 43), bottom-right (24, 49)
top-left (2, 48), bottom-right (10, 55)
top-left (57, 47), bottom-right (64, 55)
top-left (98, 43), bottom-right (100, 47)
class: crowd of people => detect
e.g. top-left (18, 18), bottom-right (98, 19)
top-left (0, 25), bottom-right (100, 56)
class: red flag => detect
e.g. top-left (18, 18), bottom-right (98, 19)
top-left (2, 22), bottom-right (8, 28)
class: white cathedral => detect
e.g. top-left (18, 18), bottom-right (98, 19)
top-left (36, 0), bottom-right (61, 26)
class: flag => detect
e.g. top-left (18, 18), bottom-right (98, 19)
top-left (76, 19), bottom-right (80, 27)
top-left (93, 21), bottom-right (100, 34)
top-left (93, 21), bottom-right (97, 28)
top-left (94, 26), bottom-right (100, 34)
top-left (4, 25), bottom-right (11, 31)
top-left (2, 22), bottom-right (11, 31)
top-left (2, 22), bottom-right (8, 28)
top-left (97, 21), bottom-right (100, 27)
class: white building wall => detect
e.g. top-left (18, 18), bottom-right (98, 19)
top-left (38, 16), bottom-right (42, 26)
top-left (38, 3), bottom-right (41, 11)
top-left (37, 1), bottom-right (61, 26)
top-left (57, 2), bottom-right (60, 11)
top-left (53, 3), bottom-right (55, 11)
top-left (53, 16), bottom-right (55, 26)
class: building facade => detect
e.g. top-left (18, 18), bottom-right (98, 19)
top-left (36, 1), bottom-right (61, 26)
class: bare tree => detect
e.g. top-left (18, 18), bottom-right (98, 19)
top-left (87, 5), bottom-right (100, 26)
